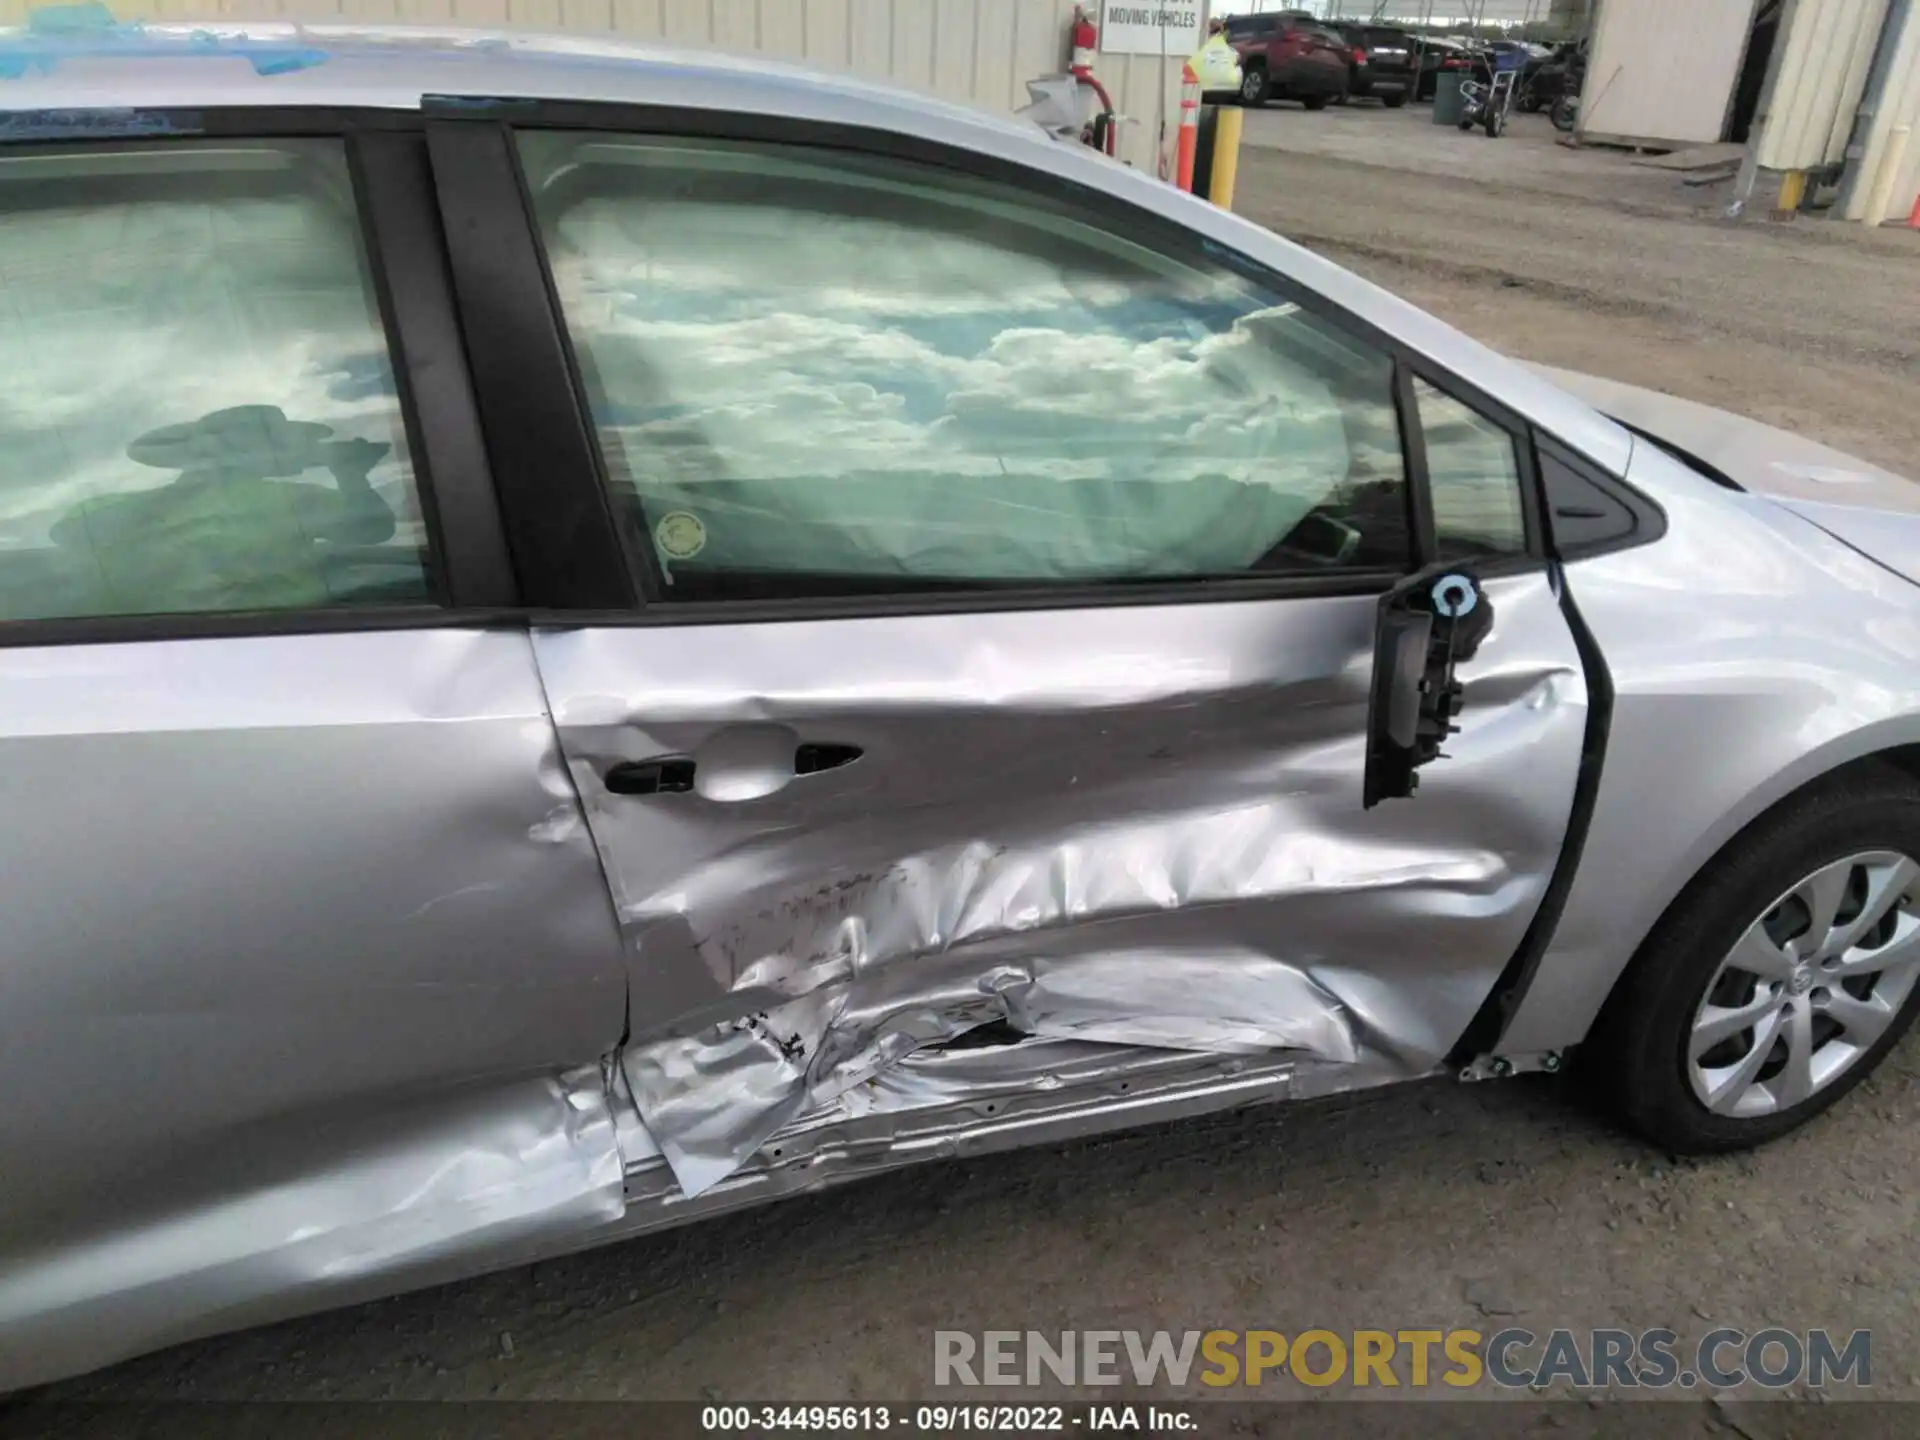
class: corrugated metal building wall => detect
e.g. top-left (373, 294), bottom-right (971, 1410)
top-left (1753, 0), bottom-right (1886, 169)
top-left (1841, 0), bottom-right (1920, 222)
top-left (1579, 0), bottom-right (1758, 147)
top-left (0, 0), bottom-right (1188, 172)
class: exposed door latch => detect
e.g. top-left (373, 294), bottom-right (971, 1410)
top-left (1363, 566), bottom-right (1495, 808)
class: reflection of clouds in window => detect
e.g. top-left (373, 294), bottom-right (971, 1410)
top-left (525, 134), bottom-right (1409, 585)
top-left (0, 141), bottom-right (429, 619)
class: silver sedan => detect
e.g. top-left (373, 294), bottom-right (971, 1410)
top-left (6, 22), bottom-right (1920, 1392)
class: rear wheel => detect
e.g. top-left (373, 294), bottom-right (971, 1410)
top-left (1383, 92), bottom-right (1409, 109)
top-left (1588, 766), bottom-right (1920, 1153)
top-left (1302, 93), bottom-right (1332, 111)
top-left (1551, 94), bottom-right (1579, 132)
top-left (1484, 104), bottom-right (1506, 138)
top-left (1239, 67), bottom-right (1269, 107)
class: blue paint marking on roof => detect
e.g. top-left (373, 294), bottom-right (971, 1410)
top-left (0, 3), bottom-right (329, 79)
top-left (0, 105), bottom-right (194, 138)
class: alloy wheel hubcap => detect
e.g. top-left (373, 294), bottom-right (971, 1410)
top-left (1687, 850), bottom-right (1920, 1118)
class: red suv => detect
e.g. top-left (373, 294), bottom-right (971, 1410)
top-left (1220, 11), bottom-right (1351, 110)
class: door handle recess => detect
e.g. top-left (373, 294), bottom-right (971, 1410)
top-left (793, 742), bottom-right (863, 775)
top-left (605, 758), bottom-right (696, 795)
top-left (605, 744), bottom-right (860, 799)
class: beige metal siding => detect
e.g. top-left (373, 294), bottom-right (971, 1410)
top-left (1580, 0), bottom-right (1758, 146)
top-left (1756, 0), bottom-right (1889, 170)
top-left (1843, 0), bottom-right (1920, 221)
top-left (0, 0), bottom-right (1187, 172)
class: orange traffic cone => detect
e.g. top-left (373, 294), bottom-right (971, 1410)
top-left (1175, 60), bottom-right (1200, 192)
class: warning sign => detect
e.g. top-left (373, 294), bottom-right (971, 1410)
top-left (1098, 1), bottom-right (1202, 56)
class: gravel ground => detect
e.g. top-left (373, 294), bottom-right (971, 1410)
top-left (1233, 120), bottom-right (1920, 475)
top-left (12, 117), bottom-right (1920, 1425)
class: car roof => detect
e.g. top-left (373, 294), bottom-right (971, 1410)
top-left (0, 20), bottom-right (1041, 150)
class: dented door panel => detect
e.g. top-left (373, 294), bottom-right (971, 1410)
top-left (532, 572), bottom-right (1587, 1198)
top-left (0, 629), bottom-right (629, 1391)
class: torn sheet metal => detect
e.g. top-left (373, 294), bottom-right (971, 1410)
top-left (536, 572), bottom-right (1589, 1201)
top-left (624, 950), bottom-right (1357, 1196)
top-left (608, 1037), bottom-right (1426, 1242)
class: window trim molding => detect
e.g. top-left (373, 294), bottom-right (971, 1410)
top-left (0, 109), bottom-right (516, 646)
top-left (426, 117), bottom-right (639, 612)
top-left (352, 128), bottom-right (518, 610)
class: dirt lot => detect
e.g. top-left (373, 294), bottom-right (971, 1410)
top-left (11, 108), bottom-right (1920, 1425)
top-left (1235, 105), bottom-right (1920, 474)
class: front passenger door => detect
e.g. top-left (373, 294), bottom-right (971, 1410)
top-left (449, 121), bottom-right (1591, 1199)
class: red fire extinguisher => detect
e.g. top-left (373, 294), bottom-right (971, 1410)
top-left (1070, 6), bottom-right (1098, 76)
top-left (1069, 4), bottom-right (1117, 156)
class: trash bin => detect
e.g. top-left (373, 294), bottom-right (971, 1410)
top-left (1432, 70), bottom-right (1467, 126)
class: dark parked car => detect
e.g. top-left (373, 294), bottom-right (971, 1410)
top-left (1223, 11), bottom-right (1351, 109)
top-left (1415, 36), bottom-right (1483, 101)
top-left (1331, 22), bottom-right (1416, 107)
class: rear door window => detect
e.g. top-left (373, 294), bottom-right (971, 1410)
top-left (0, 140), bottom-right (433, 621)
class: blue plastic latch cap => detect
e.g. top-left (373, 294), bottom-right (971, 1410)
top-left (1431, 573), bottom-right (1479, 619)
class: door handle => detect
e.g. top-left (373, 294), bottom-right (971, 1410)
top-left (605, 758), bottom-right (697, 795)
top-left (604, 742), bottom-right (861, 800)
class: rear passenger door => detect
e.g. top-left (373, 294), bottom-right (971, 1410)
top-left (429, 113), bottom-right (1591, 1199)
top-left (0, 119), bottom-right (625, 1385)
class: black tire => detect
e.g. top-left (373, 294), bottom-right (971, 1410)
top-left (1586, 764), bottom-right (1920, 1154)
top-left (1484, 105), bottom-right (1506, 138)
top-left (1383, 93), bottom-right (1409, 109)
top-left (1302, 93), bottom-right (1332, 111)
top-left (1239, 67), bottom-right (1269, 107)
top-left (1551, 95), bottom-right (1578, 132)
top-left (1457, 115), bottom-right (1474, 130)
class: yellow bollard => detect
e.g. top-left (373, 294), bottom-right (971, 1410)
top-left (1775, 169), bottom-right (1807, 215)
top-left (1207, 103), bottom-right (1243, 212)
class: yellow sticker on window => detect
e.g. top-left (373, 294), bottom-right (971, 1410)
top-left (654, 510), bottom-right (707, 560)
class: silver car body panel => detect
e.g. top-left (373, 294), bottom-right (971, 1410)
top-left (1531, 363), bottom-right (1920, 512)
top-left (533, 576), bottom-right (1588, 1196)
top-left (5, 21), bottom-right (1920, 1392)
top-left (0, 629), bottom-right (627, 1390)
top-left (1496, 441), bottom-right (1920, 1054)
top-left (1533, 363), bottom-right (1920, 582)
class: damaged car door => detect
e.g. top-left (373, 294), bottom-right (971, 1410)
top-left (493, 127), bottom-right (1591, 1199)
